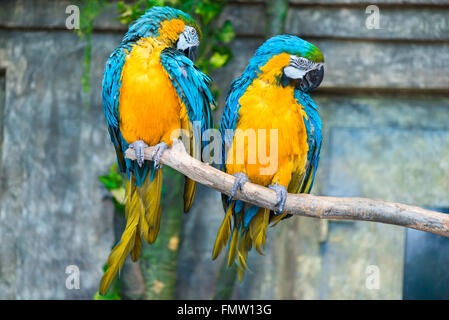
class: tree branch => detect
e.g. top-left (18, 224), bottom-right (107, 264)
top-left (125, 139), bottom-right (449, 238)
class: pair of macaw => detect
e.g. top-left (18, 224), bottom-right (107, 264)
top-left (100, 6), bottom-right (324, 294)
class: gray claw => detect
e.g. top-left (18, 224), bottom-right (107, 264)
top-left (230, 172), bottom-right (250, 200)
top-left (129, 140), bottom-right (148, 167)
top-left (268, 184), bottom-right (287, 214)
top-left (151, 142), bottom-right (168, 169)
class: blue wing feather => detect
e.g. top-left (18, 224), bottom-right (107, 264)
top-left (102, 45), bottom-right (214, 186)
top-left (218, 73), bottom-right (256, 211)
top-left (218, 74), bottom-right (252, 171)
top-left (102, 45), bottom-right (130, 172)
top-left (294, 90), bottom-right (322, 194)
top-left (102, 44), bottom-right (157, 186)
top-left (160, 47), bottom-right (214, 146)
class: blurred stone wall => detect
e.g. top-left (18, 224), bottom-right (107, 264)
top-left (0, 0), bottom-right (122, 299)
top-left (0, 0), bottom-right (448, 299)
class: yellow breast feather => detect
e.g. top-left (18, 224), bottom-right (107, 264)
top-left (118, 38), bottom-right (186, 147)
top-left (226, 53), bottom-right (309, 188)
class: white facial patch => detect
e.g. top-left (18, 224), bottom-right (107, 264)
top-left (286, 56), bottom-right (324, 79)
top-left (283, 66), bottom-right (307, 79)
top-left (177, 26), bottom-right (199, 51)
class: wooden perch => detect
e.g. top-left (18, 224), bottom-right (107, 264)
top-left (125, 139), bottom-right (449, 238)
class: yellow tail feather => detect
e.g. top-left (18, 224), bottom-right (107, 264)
top-left (249, 208), bottom-right (269, 255)
top-left (131, 222), bottom-right (142, 262)
top-left (124, 176), bottom-right (133, 215)
top-left (145, 206), bottom-right (162, 244)
top-left (216, 203), bottom-right (275, 282)
top-left (236, 230), bottom-right (252, 282)
top-left (262, 208), bottom-right (269, 248)
top-left (237, 232), bottom-right (250, 271)
top-left (183, 177), bottom-right (196, 213)
top-left (137, 169), bottom-right (162, 229)
top-left (237, 267), bottom-right (245, 282)
top-left (212, 201), bottom-right (234, 260)
top-left (99, 201), bottom-right (139, 295)
top-left (100, 169), bottom-right (164, 295)
top-left (269, 212), bottom-right (288, 227)
top-left (126, 176), bottom-right (145, 263)
top-left (227, 226), bottom-right (239, 267)
top-left (125, 175), bottom-right (138, 219)
top-left (140, 170), bottom-right (163, 244)
top-left (140, 207), bottom-right (150, 244)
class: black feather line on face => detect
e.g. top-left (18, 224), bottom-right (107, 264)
top-left (187, 46), bottom-right (198, 61)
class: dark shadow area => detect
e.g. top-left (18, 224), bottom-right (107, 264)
top-left (403, 208), bottom-right (449, 299)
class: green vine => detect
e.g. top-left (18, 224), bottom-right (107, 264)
top-left (75, 0), bottom-right (109, 107)
top-left (98, 164), bottom-right (126, 214)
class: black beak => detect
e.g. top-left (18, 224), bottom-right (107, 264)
top-left (182, 46), bottom-right (198, 62)
top-left (300, 66), bottom-right (324, 92)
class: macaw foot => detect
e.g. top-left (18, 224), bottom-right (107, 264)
top-left (129, 140), bottom-right (149, 167)
top-left (230, 172), bottom-right (250, 200)
top-left (151, 142), bottom-right (168, 169)
top-left (268, 184), bottom-right (287, 214)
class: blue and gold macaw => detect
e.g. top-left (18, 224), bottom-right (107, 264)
top-left (101, 7), bottom-right (214, 294)
top-left (213, 35), bottom-right (324, 280)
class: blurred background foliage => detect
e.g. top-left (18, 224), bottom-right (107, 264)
top-left (74, 0), bottom-right (109, 98)
top-left (116, 0), bottom-right (235, 77)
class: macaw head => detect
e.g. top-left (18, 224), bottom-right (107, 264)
top-left (122, 6), bottom-right (201, 61)
top-left (248, 35), bottom-right (324, 92)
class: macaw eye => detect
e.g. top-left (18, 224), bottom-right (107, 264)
top-left (183, 26), bottom-right (199, 44)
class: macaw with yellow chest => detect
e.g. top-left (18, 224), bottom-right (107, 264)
top-left (101, 7), bottom-right (214, 294)
top-left (213, 35), bottom-right (324, 280)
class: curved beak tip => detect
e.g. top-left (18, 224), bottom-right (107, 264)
top-left (188, 46), bottom-right (198, 61)
top-left (305, 66), bottom-right (324, 92)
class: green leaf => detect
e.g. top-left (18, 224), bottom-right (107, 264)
top-left (98, 164), bottom-right (124, 192)
top-left (195, 2), bottom-right (222, 25)
top-left (217, 20), bottom-right (235, 44)
top-left (209, 51), bottom-right (230, 69)
top-left (116, 0), bottom-right (166, 24)
top-left (93, 290), bottom-right (122, 300)
top-left (116, 1), bottom-right (125, 11)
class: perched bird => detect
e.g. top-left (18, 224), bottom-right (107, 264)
top-left (101, 7), bottom-right (214, 294)
top-left (213, 35), bottom-right (324, 280)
